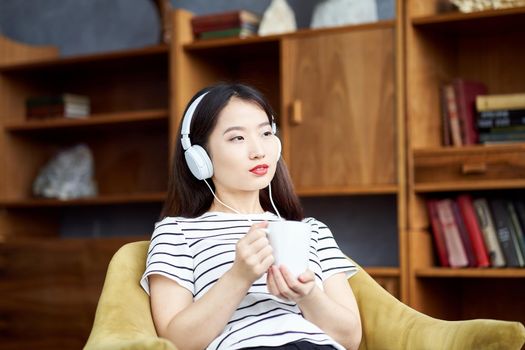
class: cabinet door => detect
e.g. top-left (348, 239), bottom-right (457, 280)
top-left (281, 28), bottom-right (396, 191)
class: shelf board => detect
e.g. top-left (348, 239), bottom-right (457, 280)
top-left (0, 192), bottom-right (166, 208)
top-left (0, 44), bottom-right (169, 72)
top-left (413, 143), bottom-right (525, 156)
top-left (414, 179), bottom-right (525, 192)
top-left (297, 184), bottom-right (398, 197)
top-left (416, 267), bottom-right (525, 278)
top-left (184, 20), bottom-right (395, 51)
top-left (411, 6), bottom-right (525, 34)
top-left (364, 267), bottom-right (400, 278)
top-left (3, 109), bottom-right (168, 132)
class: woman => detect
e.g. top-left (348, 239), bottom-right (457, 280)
top-left (140, 83), bottom-right (362, 350)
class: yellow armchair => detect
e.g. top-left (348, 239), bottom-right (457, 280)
top-left (84, 242), bottom-right (525, 350)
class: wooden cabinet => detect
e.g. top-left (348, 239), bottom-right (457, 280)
top-left (405, 0), bottom-right (525, 324)
top-left (281, 25), bottom-right (396, 193)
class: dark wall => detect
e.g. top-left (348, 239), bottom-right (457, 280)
top-left (0, 0), bottom-right (395, 56)
top-left (0, 0), bottom-right (398, 266)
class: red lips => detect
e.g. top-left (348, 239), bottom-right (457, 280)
top-left (250, 164), bottom-right (269, 175)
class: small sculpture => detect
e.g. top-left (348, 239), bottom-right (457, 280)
top-left (258, 0), bottom-right (297, 36)
top-left (33, 143), bottom-right (98, 200)
top-left (311, 0), bottom-right (378, 29)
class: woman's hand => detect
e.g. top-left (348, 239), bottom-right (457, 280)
top-left (229, 221), bottom-right (274, 285)
top-left (267, 265), bottom-right (316, 302)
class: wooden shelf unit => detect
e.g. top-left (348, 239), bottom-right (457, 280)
top-left (406, 0), bottom-right (525, 325)
top-left (0, 8), bottom-right (405, 349)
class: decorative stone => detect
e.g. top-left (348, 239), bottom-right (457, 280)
top-left (258, 0), bottom-right (297, 36)
top-left (33, 143), bottom-right (98, 200)
top-left (310, 0), bottom-right (378, 29)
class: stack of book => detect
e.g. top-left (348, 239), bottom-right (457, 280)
top-left (427, 195), bottom-right (525, 268)
top-left (26, 93), bottom-right (90, 120)
top-left (476, 93), bottom-right (525, 144)
top-left (440, 79), bottom-right (525, 145)
top-left (191, 10), bottom-right (260, 40)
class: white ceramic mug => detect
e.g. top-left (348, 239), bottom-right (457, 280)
top-left (266, 220), bottom-right (311, 278)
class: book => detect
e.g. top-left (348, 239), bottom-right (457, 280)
top-left (478, 108), bottom-right (525, 119)
top-left (489, 199), bottom-right (525, 267)
top-left (452, 79), bottom-right (487, 144)
top-left (507, 202), bottom-right (525, 260)
top-left (26, 93), bottom-right (90, 120)
top-left (191, 10), bottom-right (260, 35)
top-left (436, 199), bottom-right (468, 267)
top-left (426, 199), bottom-right (450, 267)
top-left (457, 195), bottom-right (490, 267)
top-left (473, 198), bottom-right (506, 267)
top-left (477, 116), bottom-right (525, 129)
top-left (443, 84), bottom-right (463, 146)
top-left (476, 92), bottom-right (525, 112)
top-left (478, 132), bottom-right (525, 144)
top-left (199, 27), bottom-right (257, 40)
top-left (451, 199), bottom-right (477, 267)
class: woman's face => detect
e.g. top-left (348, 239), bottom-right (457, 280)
top-left (207, 97), bottom-right (280, 193)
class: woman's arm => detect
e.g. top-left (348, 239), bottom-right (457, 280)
top-left (267, 267), bottom-right (362, 350)
top-left (149, 221), bottom-right (274, 350)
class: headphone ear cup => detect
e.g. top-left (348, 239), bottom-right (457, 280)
top-left (184, 145), bottom-right (213, 180)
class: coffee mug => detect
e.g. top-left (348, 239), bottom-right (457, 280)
top-left (266, 220), bottom-right (311, 278)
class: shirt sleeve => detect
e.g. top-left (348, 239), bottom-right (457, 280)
top-left (140, 217), bottom-right (194, 296)
top-left (311, 218), bottom-right (358, 281)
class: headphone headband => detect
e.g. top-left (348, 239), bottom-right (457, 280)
top-left (181, 91), bottom-right (209, 150)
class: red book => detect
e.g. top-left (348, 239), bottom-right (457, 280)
top-left (452, 79), bottom-right (488, 145)
top-left (457, 194), bottom-right (490, 267)
top-left (436, 199), bottom-right (468, 267)
top-left (191, 10), bottom-right (260, 35)
top-left (427, 199), bottom-right (450, 267)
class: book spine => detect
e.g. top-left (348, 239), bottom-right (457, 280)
top-left (426, 200), bottom-right (450, 267)
top-left (451, 199), bottom-right (477, 267)
top-left (476, 93), bottom-right (525, 111)
top-left (489, 199), bottom-right (523, 267)
top-left (507, 202), bottom-right (525, 262)
top-left (453, 79), bottom-right (487, 144)
top-left (477, 116), bottom-right (525, 129)
top-left (444, 84), bottom-right (463, 146)
top-left (457, 195), bottom-right (490, 267)
top-left (478, 108), bottom-right (525, 118)
top-left (473, 198), bottom-right (506, 267)
top-left (436, 199), bottom-right (468, 267)
top-left (440, 85), bottom-right (452, 146)
top-left (478, 132), bottom-right (525, 143)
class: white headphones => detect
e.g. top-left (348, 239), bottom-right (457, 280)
top-left (180, 91), bottom-right (281, 180)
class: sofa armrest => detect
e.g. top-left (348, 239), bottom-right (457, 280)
top-left (84, 242), bottom-right (177, 350)
top-left (349, 268), bottom-right (525, 350)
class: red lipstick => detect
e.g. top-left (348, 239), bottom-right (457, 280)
top-left (250, 164), bottom-right (269, 176)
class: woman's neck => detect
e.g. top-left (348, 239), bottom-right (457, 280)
top-left (208, 189), bottom-right (264, 214)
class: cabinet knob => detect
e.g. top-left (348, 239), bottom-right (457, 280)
top-left (290, 100), bottom-right (303, 125)
top-left (461, 162), bottom-right (487, 175)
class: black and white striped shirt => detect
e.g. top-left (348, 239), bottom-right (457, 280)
top-left (140, 211), bottom-right (357, 350)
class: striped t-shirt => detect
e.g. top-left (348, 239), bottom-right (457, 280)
top-left (140, 211), bottom-right (357, 350)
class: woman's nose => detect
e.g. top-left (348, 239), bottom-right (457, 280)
top-left (249, 140), bottom-right (265, 159)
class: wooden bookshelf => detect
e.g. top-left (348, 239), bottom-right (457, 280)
top-left (406, 0), bottom-right (525, 325)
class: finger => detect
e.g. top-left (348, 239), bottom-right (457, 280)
top-left (279, 266), bottom-right (303, 294)
top-left (259, 248), bottom-right (275, 270)
top-left (243, 222), bottom-right (268, 244)
top-left (266, 268), bottom-right (278, 295)
top-left (251, 235), bottom-right (271, 255)
top-left (298, 270), bottom-right (315, 284)
top-left (272, 266), bottom-right (299, 299)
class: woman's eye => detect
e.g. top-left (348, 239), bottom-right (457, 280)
top-left (263, 131), bottom-right (273, 137)
top-left (230, 136), bottom-right (244, 142)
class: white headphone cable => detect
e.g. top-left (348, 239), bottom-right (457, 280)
top-left (203, 179), bottom-right (282, 223)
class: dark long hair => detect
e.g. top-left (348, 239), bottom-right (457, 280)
top-left (161, 83), bottom-right (303, 221)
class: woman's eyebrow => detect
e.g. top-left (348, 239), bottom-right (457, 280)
top-left (223, 122), bottom-right (270, 135)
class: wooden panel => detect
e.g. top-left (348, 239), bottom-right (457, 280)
top-left (0, 237), bottom-right (146, 350)
top-left (414, 145), bottom-right (525, 185)
top-left (0, 35), bottom-right (58, 66)
top-left (282, 27), bottom-right (396, 189)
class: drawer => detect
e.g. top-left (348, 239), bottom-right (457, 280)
top-left (414, 145), bottom-right (525, 187)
